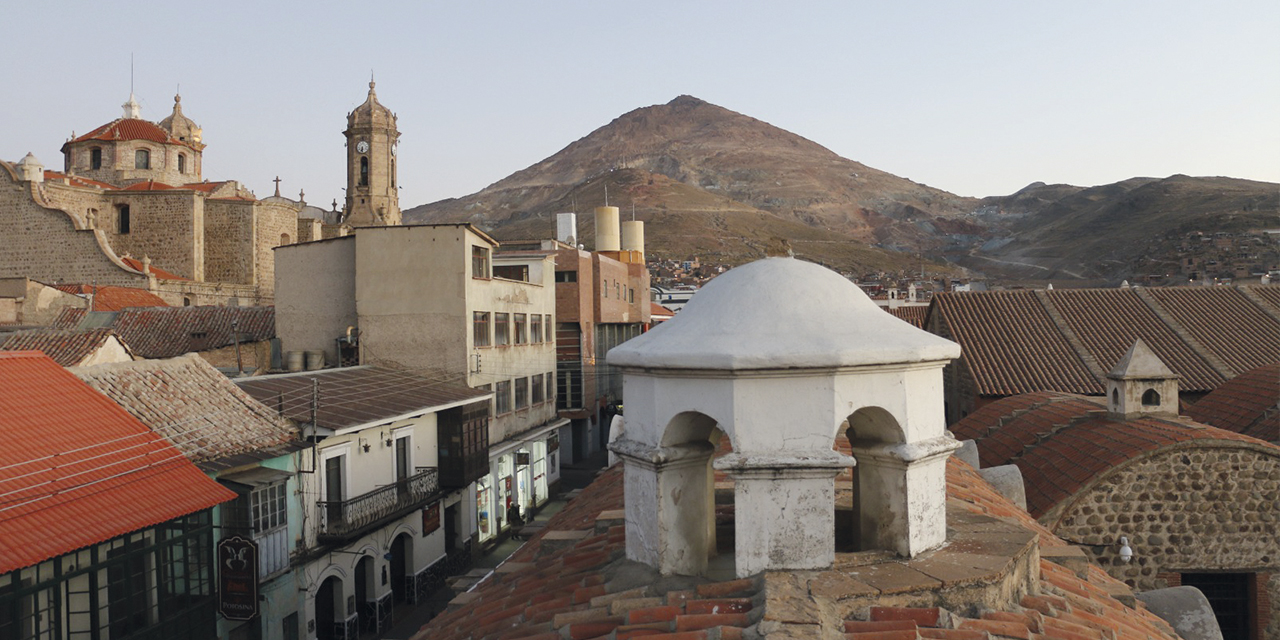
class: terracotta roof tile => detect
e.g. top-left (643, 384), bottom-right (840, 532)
top-left (119, 256), bottom-right (188, 280)
top-left (41, 170), bottom-right (117, 190)
top-left (58, 305), bottom-right (275, 358)
top-left (0, 352), bottom-right (235, 573)
top-left (1143, 286), bottom-right (1280, 376)
top-left (51, 284), bottom-right (168, 311)
top-left (0, 328), bottom-right (127, 366)
top-left (70, 118), bottom-right (192, 148)
top-left (1185, 363), bottom-right (1279, 442)
top-left (181, 181), bottom-right (228, 193)
top-left (950, 391), bottom-right (1272, 517)
top-left (887, 305), bottom-right (929, 329)
top-left (118, 180), bottom-right (175, 191)
top-left (73, 354), bottom-right (302, 470)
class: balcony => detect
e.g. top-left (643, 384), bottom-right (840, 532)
top-left (318, 467), bottom-right (440, 542)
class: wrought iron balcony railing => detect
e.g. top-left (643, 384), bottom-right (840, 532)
top-left (318, 467), bottom-right (440, 541)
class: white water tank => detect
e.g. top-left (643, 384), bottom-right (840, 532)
top-left (594, 206), bottom-right (620, 252)
top-left (305, 350), bottom-right (325, 371)
top-left (286, 351), bottom-right (305, 372)
top-left (556, 212), bottom-right (578, 246)
top-left (621, 220), bottom-right (645, 259)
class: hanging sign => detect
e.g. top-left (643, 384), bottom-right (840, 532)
top-left (218, 536), bottom-right (259, 621)
top-left (422, 502), bottom-right (441, 536)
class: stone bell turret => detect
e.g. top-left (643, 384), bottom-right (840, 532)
top-left (607, 258), bottom-right (962, 578)
top-left (1106, 339), bottom-right (1179, 419)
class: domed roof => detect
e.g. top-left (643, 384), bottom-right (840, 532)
top-left (158, 94), bottom-right (203, 145)
top-left (609, 258), bottom-right (960, 370)
top-left (348, 80), bottom-right (395, 126)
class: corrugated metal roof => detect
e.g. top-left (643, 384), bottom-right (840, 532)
top-left (73, 354), bottom-right (304, 471)
top-left (0, 352), bottom-right (235, 573)
top-left (236, 366), bottom-right (489, 432)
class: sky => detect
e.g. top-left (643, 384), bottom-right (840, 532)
top-left (4, 1), bottom-right (1277, 210)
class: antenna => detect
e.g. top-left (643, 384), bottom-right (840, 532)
top-left (130, 54), bottom-right (134, 94)
top-left (631, 201), bottom-right (636, 221)
top-left (604, 184), bottom-right (609, 207)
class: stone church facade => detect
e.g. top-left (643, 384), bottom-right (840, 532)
top-left (0, 85), bottom-right (400, 307)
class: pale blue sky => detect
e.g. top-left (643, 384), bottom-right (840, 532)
top-left (4, 1), bottom-right (1276, 209)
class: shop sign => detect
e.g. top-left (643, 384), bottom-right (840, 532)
top-left (422, 502), bottom-right (441, 536)
top-left (547, 432), bottom-right (559, 452)
top-left (515, 452), bottom-right (531, 466)
top-left (218, 536), bottom-right (258, 621)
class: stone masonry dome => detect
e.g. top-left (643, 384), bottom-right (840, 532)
top-left (609, 257), bottom-right (959, 370)
top-left (348, 80), bottom-right (395, 126)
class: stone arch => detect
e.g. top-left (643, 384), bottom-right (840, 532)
top-left (314, 573), bottom-right (346, 640)
top-left (1142, 389), bottom-right (1160, 407)
top-left (661, 410), bottom-right (727, 448)
top-left (845, 405), bottom-right (907, 445)
top-left (280, 232), bottom-right (291, 246)
top-left (840, 406), bottom-right (908, 552)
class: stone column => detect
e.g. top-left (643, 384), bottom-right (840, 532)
top-left (849, 435), bottom-right (961, 557)
top-left (717, 451), bottom-right (853, 578)
top-left (610, 438), bottom-right (716, 576)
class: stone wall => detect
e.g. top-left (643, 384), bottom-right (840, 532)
top-left (64, 139), bottom-right (199, 187)
top-left (203, 199), bottom-right (255, 284)
top-left (1049, 445), bottom-right (1280, 639)
top-left (40, 181), bottom-right (105, 229)
top-left (253, 201), bottom-right (298, 297)
top-left (104, 191), bottom-right (204, 280)
top-left (197, 340), bottom-right (271, 372)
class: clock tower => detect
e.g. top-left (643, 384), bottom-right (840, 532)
top-left (344, 80), bottom-right (401, 226)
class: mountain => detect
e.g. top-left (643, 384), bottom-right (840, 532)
top-left (967, 175), bottom-right (1280, 280)
top-left (405, 95), bottom-right (979, 274)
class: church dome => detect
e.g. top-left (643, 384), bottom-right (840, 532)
top-left (609, 257), bottom-right (959, 371)
top-left (158, 94), bottom-right (203, 145)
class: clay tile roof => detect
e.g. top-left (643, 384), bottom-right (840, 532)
top-left (0, 328), bottom-right (129, 367)
top-left (887, 305), bottom-right (929, 328)
top-left (930, 286), bottom-right (1280, 396)
top-left (118, 256), bottom-right (189, 280)
top-left (1185, 363), bottom-right (1280, 442)
top-left (951, 392), bottom-right (1273, 518)
top-left (41, 170), bottom-right (117, 190)
top-left (71, 118), bottom-right (185, 147)
top-left (413, 459), bottom-right (1180, 640)
top-left (0, 352), bottom-right (235, 573)
top-left (119, 180), bottom-right (175, 191)
top-left (181, 181), bottom-right (227, 193)
top-left (236, 367), bottom-right (490, 432)
top-left (51, 284), bottom-right (168, 311)
top-left (73, 355), bottom-right (304, 471)
top-left (52, 305), bottom-right (274, 358)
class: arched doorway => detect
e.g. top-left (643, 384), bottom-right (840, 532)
top-left (354, 556), bottom-right (373, 631)
top-left (390, 533), bottom-right (412, 603)
top-left (314, 575), bottom-right (343, 640)
top-left (843, 406), bottom-right (906, 553)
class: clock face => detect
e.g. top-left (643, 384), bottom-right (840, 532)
top-left (356, 141), bottom-right (370, 154)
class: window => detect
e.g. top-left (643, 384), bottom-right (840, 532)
top-left (1142, 389), bottom-right (1161, 406)
top-left (532, 373), bottom-right (544, 403)
top-left (472, 246), bottom-right (490, 278)
top-left (177, 153), bottom-right (186, 174)
top-left (359, 156), bottom-right (369, 186)
top-left (251, 481), bottom-right (290, 578)
top-left (530, 314), bottom-right (542, 343)
top-left (395, 434), bottom-right (412, 496)
top-left (135, 148), bottom-right (150, 169)
top-left (495, 380), bottom-right (512, 414)
top-left (544, 316), bottom-right (552, 342)
top-left (494, 313), bottom-right (510, 346)
top-left (473, 312), bottom-right (491, 347)
top-left (494, 265), bottom-right (529, 281)
top-left (555, 270), bottom-right (577, 283)
top-left (323, 454), bottom-right (346, 528)
top-left (90, 147), bottom-right (102, 170)
top-left (279, 233), bottom-right (290, 246)
top-left (117, 204), bottom-right (131, 234)
top-left (628, 288), bottom-right (634, 303)
top-left (514, 313), bottom-right (528, 344)
top-left (546, 372), bottom-right (555, 401)
top-left (602, 279), bottom-right (608, 298)
top-left (515, 377), bottom-right (529, 410)
top-left (615, 282), bottom-right (621, 298)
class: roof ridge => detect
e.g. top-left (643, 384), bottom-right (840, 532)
top-left (1132, 287), bottom-right (1236, 378)
top-left (1237, 285), bottom-right (1280, 326)
top-left (1035, 290), bottom-right (1108, 383)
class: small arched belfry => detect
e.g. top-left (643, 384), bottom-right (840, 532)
top-left (607, 258), bottom-right (962, 578)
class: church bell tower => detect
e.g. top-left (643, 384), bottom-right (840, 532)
top-left (344, 80), bottom-right (401, 226)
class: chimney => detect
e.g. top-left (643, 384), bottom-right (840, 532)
top-left (608, 258), bottom-right (961, 577)
top-left (594, 206), bottom-right (620, 252)
top-left (1106, 339), bottom-right (1179, 419)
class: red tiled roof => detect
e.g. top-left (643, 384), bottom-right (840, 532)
top-left (0, 328), bottom-right (128, 367)
top-left (933, 291), bottom-right (1101, 395)
top-left (1143, 286), bottom-right (1280, 376)
top-left (1186, 363), bottom-right (1279, 442)
top-left (119, 180), bottom-right (175, 191)
top-left (41, 170), bottom-right (117, 190)
top-left (0, 352), bottom-right (235, 573)
top-left (887, 305), bottom-right (929, 329)
top-left (209, 195), bottom-right (256, 202)
top-left (650, 302), bottom-right (675, 317)
top-left (75, 355), bottom-right (302, 471)
top-left (951, 392), bottom-right (1270, 518)
top-left (51, 305), bottom-right (274, 358)
top-left (119, 256), bottom-right (188, 280)
top-left (70, 118), bottom-right (189, 148)
top-left (51, 284), bottom-right (168, 311)
top-left (930, 286), bottom-right (1280, 396)
top-left (181, 181), bottom-right (228, 193)
top-left (416, 459), bottom-right (1180, 640)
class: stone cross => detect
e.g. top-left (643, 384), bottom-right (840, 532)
top-left (273, 176), bottom-right (281, 197)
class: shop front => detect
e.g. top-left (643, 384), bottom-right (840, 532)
top-left (476, 420), bottom-right (566, 545)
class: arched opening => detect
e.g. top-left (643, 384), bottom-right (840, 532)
top-left (359, 157), bottom-right (369, 186)
top-left (354, 555), bottom-right (374, 632)
top-left (1112, 388), bottom-right (1120, 405)
top-left (314, 575), bottom-right (344, 640)
top-left (134, 149), bottom-right (150, 170)
top-left (656, 411), bottom-right (734, 578)
top-left (1142, 389), bottom-right (1161, 407)
top-left (842, 406), bottom-right (907, 552)
top-left (390, 533), bottom-right (413, 603)
top-left (177, 153), bottom-right (186, 174)
top-left (279, 233), bottom-right (291, 247)
top-left (90, 147), bottom-right (102, 170)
